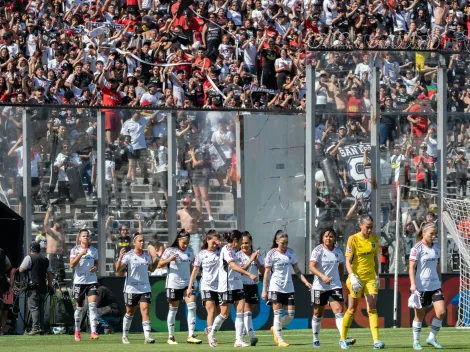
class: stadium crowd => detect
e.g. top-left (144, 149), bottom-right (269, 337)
top-left (0, 0), bottom-right (468, 279)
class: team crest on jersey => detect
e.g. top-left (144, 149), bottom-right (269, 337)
top-left (347, 246), bottom-right (352, 253)
top-left (372, 243), bottom-right (376, 249)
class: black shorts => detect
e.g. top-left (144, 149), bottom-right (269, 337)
top-left (311, 289), bottom-right (344, 306)
top-left (268, 291), bottom-right (295, 306)
top-left (153, 171), bottom-right (168, 190)
top-left (420, 289), bottom-right (444, 307)
top-left (243, 284), bottom-right (259, 305)
top-left (166, 287), bottom-right (188, 302)
top-left (218, 289), bottom-right (245, 305)
top-left (124, 292), bottom-right (151, 307)
top-left (201, 290), bottom-right (220, 306)
top-left (191, 175), bottom-right (209, 188)
top-left (73, 283), bottom-right (98, 301)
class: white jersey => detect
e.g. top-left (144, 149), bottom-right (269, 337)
top-left (121, 250), bottom-right (152, 294)
top-left (162, 247), bottom-right (194, 289)
top-left (310, 245), bottom-right (344, 291)
top-left (70, 246), bottom-right (98, 284)
top-left (217, 245), bottom-right (243, 292)
top-left (409, 241), bottom-right (441, 292)
top-left (193, 248), bottom-right (220, 291)
top-left (237, 251), bottom-right (264, 285)
top-left (265, 248), bottom-right (298, 293)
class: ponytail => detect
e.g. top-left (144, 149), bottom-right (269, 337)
top-left (170, 229), bottom-right (190, 248)
top-left (271, 230), bottom-right (288, 248)
top-left (416, 221), bottom-right (437, 242)
top-left (223, 230), bottom-right (242, 244)
top-left (202, 229), bottom-right (220, 249)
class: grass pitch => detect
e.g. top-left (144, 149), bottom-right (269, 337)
top-left (0, 328), bottom-right (466, 351)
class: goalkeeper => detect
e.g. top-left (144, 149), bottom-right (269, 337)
top-left (340, 215), bottom-right (385, 350)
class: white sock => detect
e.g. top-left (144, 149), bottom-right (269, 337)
top-left (74, 307), bottom-right (83, 331)
top-left (187, 302), bottom-right (197, 338)
top-left (209, 314), bottom-right (227, 338)
top-left (428, 318), bottom-right (442, 340)
top-left (335, 313), bottom-right (344, 336)
top-left (244, 312), bottom-right (255, 340)
top-left (235, 312), bottom-right (244, 342)
top-left (412, 320), bottom-right (422, 343)
top-left (167, 306), bottom-right (178, 338)
top-left (123, 314), bottom-right (133, 337)
top-left (88, 302), bottom-right (98, 334)
top-left (281, 310), bottom-right (295, 327)
top-left (312, 316), bottom-right (322, 342)
top-left (143, 320), bottom-right (151, 339)
top-left (274, 309), bottom-right (283, 342)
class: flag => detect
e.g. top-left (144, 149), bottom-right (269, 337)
top-left (416, 53), bottom-right (425, 71)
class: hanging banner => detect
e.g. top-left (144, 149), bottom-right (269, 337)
top-left (338, 143), bottom-right (372, 199)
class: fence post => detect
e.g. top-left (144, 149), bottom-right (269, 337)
top-left (306, 65), bottom-right (316, 269)
top-left (96, 110), bottom-right (107, 275)
top-left (167, 111), bottom-right (178, 245)
top-left (22, 109), bottom-right (31, 256)
top-left (437, 55), bottom-right (448, 273)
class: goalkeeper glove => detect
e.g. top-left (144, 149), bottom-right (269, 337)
top-left (349, 273), bottom-right (363, 294)
top-left (376, 275), bottom-right (380, 289)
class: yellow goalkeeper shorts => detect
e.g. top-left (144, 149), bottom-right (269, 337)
top-left (346, 276), bottom-right (378, 298)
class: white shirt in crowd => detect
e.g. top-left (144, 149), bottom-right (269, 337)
top-left (217, 245), bottom-right (243, 292)
top-left (150, 146), bottom-right (168, 174)
top-left (265, 247), bottom-right (298, 293)
top-left (409, 241), bottom-right (441, 292)
top-left (310, 244), bottom-right (344, 291)
top-left (151, 112), bottom-right (168, 137)
top-left (193, 248), bottom-right (220, 291)
top-left (162, 246), bottom-right (194, 289)
top-left (54, 152), bottom-right (82, 182)
top-left (243, 42), bottom-right (257, 68)
top-left (211, 129), bottom-right (234, 159)
top-left (140, 91), bottom-right (163, 105)
top-left (70, 246), bottom-right (98, 284)
top-left (121, 116), bottom-right (151, 150)
top-left (13, 147), bottom-right (41, 178)
top-left (105, 160), bottom-right (115, 181)
top-left (121, 250), bottom-right (153, 294)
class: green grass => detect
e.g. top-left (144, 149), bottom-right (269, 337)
top-left (0, 328), bottom-right (466, 351)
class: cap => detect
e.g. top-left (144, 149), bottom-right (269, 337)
top-left (183, 197), bottom-right (192, 203)
top-left (66, 29), bottom-right (73, 35)
top-left (420, 142), bottom-right (428, 148)
top-left (141, 100), bottom-right (151, 107)
top-left (319, 70), bottom-right (328, 76)
top-left (30, 242), bottom-right (41, 252)
top-left (127, 72), bottom-right (135, 78)
top-left (339, 126), bottom-right (346, 130)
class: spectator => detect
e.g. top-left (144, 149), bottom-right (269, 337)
top-left (95, 284), bottom-right (122, 334)
top-left (453, 150), bottom-right (468, 197)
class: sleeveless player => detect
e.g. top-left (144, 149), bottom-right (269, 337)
top-left (237, 231), bottom-right (264, 346)
top-left (188, 230), bottom-right (221, 342)
top-left (309, 229), bottom-right (355, 348)
top-left (70, 229), bottom-right (99, 342)
top-left (208, 230), bottom-right (259, 348)
top-left (158, 229), bottom-right (202, 345)
top-left (262, 230), bottom-right (312, 347)
top-left (116, 233), bottom-right (160, 344)
top-left (409, 222), bottom-right (445, 350)
top-left (340, 215), bottom-right (385, 350)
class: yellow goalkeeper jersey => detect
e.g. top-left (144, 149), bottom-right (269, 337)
top-left (345, 232), bottom-right (379, 280)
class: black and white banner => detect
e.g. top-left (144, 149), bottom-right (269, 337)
top-left (86, 22), bottom-right (125, 30)
top-left (338, 143), bottom-right (372, 199)
top-left (243, 85), bottom-right (279, 94)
